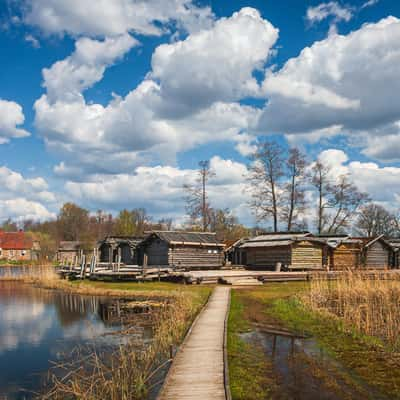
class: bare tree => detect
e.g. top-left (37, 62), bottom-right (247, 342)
top-left (326, 175), bottom-right (369, 234)
top-left (209, 208), bottom-right (249, 241)
top-left (248, 141), bottom-right (285, 232)
top-left (311, 161), bottom-right (332, 234)
top-left (355, 203), bottom-right (396, 237)
top-left (183, 160), bottom-right (215, 231)
top-left (282, 147), bottom-right (307, 231)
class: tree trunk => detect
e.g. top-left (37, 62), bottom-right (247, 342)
top-left (287, 173), bottom-right (296, 231)
top-left (318, 181), bottom-right (323, 234)
top-left (202, 170), bottom-right (206, 232)
top-left (271, 180), bottom-right (278, 232)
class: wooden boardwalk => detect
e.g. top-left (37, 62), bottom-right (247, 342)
top-left (158, 286), bottom-right (231, 400)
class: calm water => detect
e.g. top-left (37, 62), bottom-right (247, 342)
top-left (0, 281), bottom-right (142, 399)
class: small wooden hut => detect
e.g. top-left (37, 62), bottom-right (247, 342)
top-left (56, 241), bottom-right (82, 263)
top-left (98, 236), bottom-right (143, 265)
top-left (362, 235), bottom-right (392, 269)
top-left (317, 236), bottom-right (362, 270)
top-left (140, 231), bottom-right (225, 270)
top-left (237, 232), bottom-right (327, 270)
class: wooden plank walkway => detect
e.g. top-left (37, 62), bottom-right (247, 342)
top-left (158, 286), bottom-right (231, 400)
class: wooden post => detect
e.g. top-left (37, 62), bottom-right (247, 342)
top-left (79, 254), bottom-right (86, 279)
top-left (109, 245), bottom-right (113, 270)
top-left (272, 335), bottom-right (277, 358)
top-left (117, 247), bottom-right (121, 272)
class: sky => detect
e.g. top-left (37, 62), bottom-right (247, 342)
top-left (1, 0), bottom-right (400, 227)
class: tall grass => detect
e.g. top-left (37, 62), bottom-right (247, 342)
top-left (305, 272), bottom-right (400, 347)
top-left (42, 293), bottom-right (200, 400)
top-left (0, 265), bottom-right (58, 282)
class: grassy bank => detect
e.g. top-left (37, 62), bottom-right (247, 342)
top-left (0, 267), bottom-right (211, 303)
top-left (228, 283), bottom-right (400, 400)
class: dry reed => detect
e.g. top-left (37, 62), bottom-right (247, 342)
top-left (0, 265), bottom-right (58, 283)
top-left (304, 272), bottom-right (400, 347)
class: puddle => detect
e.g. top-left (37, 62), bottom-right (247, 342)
top-left (240, 328), bottom-right (389, 400)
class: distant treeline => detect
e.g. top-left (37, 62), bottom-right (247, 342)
top-left (1, 203), bottom-right (250, 259)
top-left (3, 140), bottom-right (400, 259)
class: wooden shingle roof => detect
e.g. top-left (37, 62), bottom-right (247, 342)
top-left (147, 231), bottom-right (225, 247)
top-left (248, 232), bottom-right (312, 242)
top-left (58, 241), bottom-right (81, 251)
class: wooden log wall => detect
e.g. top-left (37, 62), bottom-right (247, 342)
top-left (364, 241), bottom-right (390, 269)
top-left (330, 244), bottom-right (360, 270)
top-left (245, 246), bottom-right (291, 269)
top-left (169, 245), bottom-right (223, 268)
top-left (291, 242), bottom-right (323, 269)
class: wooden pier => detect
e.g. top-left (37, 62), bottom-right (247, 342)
top-left (157, 286), bottom-right (231, 400)
top-left (58, 254), bottom-right (400, 283)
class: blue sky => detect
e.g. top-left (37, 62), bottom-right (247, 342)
top-left (1, 0), bottom-right (400, 226)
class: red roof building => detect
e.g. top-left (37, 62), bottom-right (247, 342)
top-left (0, 231), bottom-right (38, 261)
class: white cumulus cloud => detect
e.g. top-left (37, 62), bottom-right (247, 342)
top-left (0, 99), bottom-right (30, 144)
top-left (35, 8), bottom-right (276, 177)
top-left (258, 17), bottom-right (400, 161)
top-left (23, 0), bottom-right (214, 37)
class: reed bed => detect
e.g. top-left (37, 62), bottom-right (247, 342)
top-left (0, 265), bottom-right (58, 282)
top-left (304, 271), bottom-right (400, 347)
top-left (41, 293), bottom-right (201, 400)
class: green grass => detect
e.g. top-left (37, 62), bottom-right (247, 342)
top-left (227, 290), bottom-right (277, 400)
top-left (69, 280), bottom-right (212, 308)
top-left (71, 280), bottom-right (198, 292)
top-left (227, 283), bottom-right (400, 400)
top-left (270, 297), bottom-right (400, 398)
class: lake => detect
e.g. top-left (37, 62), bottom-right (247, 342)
top-left (0, 281), bottom-right (150, 399)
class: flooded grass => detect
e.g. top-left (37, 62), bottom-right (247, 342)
top-left (42, 292), bottom-right (204, 400)
top-left (228, 283), bottom-right (400, 400)
top-left (0, 268), bottom-right (211, 399)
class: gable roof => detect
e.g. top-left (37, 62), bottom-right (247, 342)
top-left (100, 236), bottom-right (143, 247)
top-left (364, 234), bottom-right (393, 249)
top-left (247, 232), bottom-right (312, 242)
top-left (0, 231), bottom-right (33, 250)
top-left (241, 240), bottom-right (293, 248)
top-left (387, 238), bottom-right (400, 250)
top-left (225, 237), bottom-right (249, 253)
top-left (58, 241), bottom-right (81, 251)
top-left (145, 231), bottom-right (224, 247)
top-left (239, 235), bottom-right (328, 249)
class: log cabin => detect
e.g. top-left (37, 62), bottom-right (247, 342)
top-left (362, 235), bottom-right (393, 269)
top-left (329, 239), bottom-right (363, 270)
top-left (56, 241), bottom-right (82, 263)
top-left (98, 236), bottom-right (143, 265)
top-left (317, 235), bottom-right (363, 270)
top-left (140, 231), bottom-right (225, 270)
top-left (237, 232), bottom-right (327, 270)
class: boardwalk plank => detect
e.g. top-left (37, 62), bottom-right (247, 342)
top-left (158, 286), bottom-right (230, 400)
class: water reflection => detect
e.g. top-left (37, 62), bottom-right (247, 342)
top-left (0, 282), bottom-right (151, 399)
top-left (240, 328), bottom-right (389, 400)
